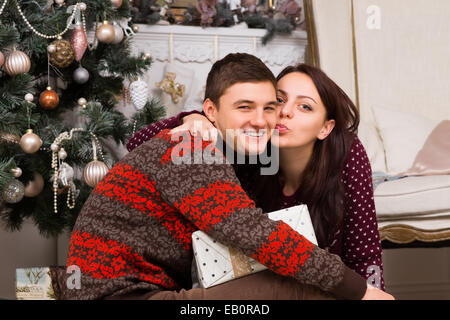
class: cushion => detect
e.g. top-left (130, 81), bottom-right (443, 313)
top-left (374, 174), bottom-right (450, 218)
top-left (372, 106), bottom-right (440, 175)
top-left (404, 120), bottom-right (450, 176)
top-left (357, 120), bottom-right (387, 173)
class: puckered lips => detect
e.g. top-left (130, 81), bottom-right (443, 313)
top-left (275, 123), bottom-right (289, 134)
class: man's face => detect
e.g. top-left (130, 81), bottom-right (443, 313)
top-left (205, 81), bottom-right (278, 155)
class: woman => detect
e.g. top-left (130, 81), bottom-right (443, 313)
top-left (126, 64), bottom-right (386, 291)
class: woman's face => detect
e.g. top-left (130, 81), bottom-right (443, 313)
top-left (273, 72), bottom-right (335, 149)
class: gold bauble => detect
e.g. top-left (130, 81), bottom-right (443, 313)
top-left (48, 39), bottom-right (75, 68)
top-left (19, 129), bottom-right (42, 154)
top-left (96, 21), bottom-right (115, 43)
top-left (83, 160), bottom-right (109, 187)
top-left (24, 172), bottom-right (45, 198)
top-left (4, 49), bottom-right (31, 75)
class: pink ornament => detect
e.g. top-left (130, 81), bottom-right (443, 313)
top-left (0, 51), bottom-right (4, 68)
top-left (70, 24), bottom-right (88, 62)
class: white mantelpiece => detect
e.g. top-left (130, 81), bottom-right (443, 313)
top-left (129, 24), bottom-right (308, 71)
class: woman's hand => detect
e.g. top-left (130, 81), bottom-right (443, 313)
top-left (170, 113), bottom-right (218, 144)
top-left (361, 284), bottom-right (395, 300)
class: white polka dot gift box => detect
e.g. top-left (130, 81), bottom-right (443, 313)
top-left (191, 204), bottom-right (318, 289)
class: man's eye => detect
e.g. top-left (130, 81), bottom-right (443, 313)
top-left (238, 106), bottom-right (249, 109)
top-left (265, 106), bottom-right (276, 111)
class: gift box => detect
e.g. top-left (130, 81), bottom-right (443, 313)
top-left (192, 204), bottom-right (318, 288)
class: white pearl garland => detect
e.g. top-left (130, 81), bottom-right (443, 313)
top-left (50, 128), bottom-right (106, 214)
top-left (2, 0), bottom-right (85, 40)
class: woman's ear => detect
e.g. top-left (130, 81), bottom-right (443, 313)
top-left (203, 98), bottom-right (217, 124)
top-left (317, 119), bottom-right (335, 140)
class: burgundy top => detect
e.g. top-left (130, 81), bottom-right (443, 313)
top-left (126, 113), bottom-right (385, 291)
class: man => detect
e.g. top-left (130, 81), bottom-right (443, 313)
top-left (65, 53), bottom-right (391, 300)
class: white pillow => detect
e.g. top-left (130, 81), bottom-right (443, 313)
top-left (372, 106), bottom-right (440, 175)
top-left (357, 120), bottom-right (387, 173)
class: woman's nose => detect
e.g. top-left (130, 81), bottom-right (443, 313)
top-left (280, 103), bottom-right (294, 118)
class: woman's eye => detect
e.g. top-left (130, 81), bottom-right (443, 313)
top-left (276, 97), bottom-right (285, 104)
top-left (299, 104), bottom-right (312, 111)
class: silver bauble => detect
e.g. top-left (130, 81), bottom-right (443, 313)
top-left (83, 160), bottom-right (109, 187)
top-left (112, 24), bottom-right (124, 44)
top-left (2, 179), bottom-right (25, 204)
top-left (73, 66), bottom-right (90, 84)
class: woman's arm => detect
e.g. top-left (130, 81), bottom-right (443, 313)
top-left (340, 136), bottom-right (386, 291)
top-left (126, 110), bottom-right (202, 152)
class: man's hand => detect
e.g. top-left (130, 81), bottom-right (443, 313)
top-left (362, 284), bottom-right (395, 300)
top-left (170, 113), bottom-right (218, 144)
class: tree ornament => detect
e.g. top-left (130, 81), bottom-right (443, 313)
top-left (39, 86), bottom-right (59, 109)
top-left (2, 179), bottom-right (25, 204)
top-left (58, 147), bottom-right (67, 160)
top-left (4, 49), bottom-right (31, 75)
top-left (77, 97), bottom-right (87, 108)
top-left (70, 23), bottom-right (88, 62)
top-left (111, 0), bottom-right (123, 9)
top-left (83, 139), bottom-right (109, 187)
top-left (83, 160), bottom-right (109, 187)
top-left (73, 65), bottom-right (89, 84)
top-left (96, 21), bottom-right (115, 43)
top-left (129, 78), bottom-right (149, 110)
top-left (48, 38), bottom-right (75, 68)
top-left (11, 167), bottom-right (22, 178)
top-left (112, 23), bottom-right (124, 44)
top-left (20, 129), bottom-right (42, 154)
top-left (24, 93), bottom-right (34, 103)
top-left (54, 0), bottom-right (65, 6)
top-left (0, 51), bottom-right (4, 68)
top-left (47, 44), bottom-right (57, 53)
top-left (24, 172), bottom-right (45, 198)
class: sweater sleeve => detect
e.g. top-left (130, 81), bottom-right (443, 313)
top-left (126, 111), bottom-right (202, 152)
top-left (142, 129), bottom-right (368, 299)
top-left (340, 137), bottom-right (385, 291)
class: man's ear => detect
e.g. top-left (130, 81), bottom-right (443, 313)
top-left (203, 98), bottom-right (217, 124)
top-left (317, 119), bottom-right (335, 140)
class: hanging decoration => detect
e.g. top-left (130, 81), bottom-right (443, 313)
top-left (129, 78), bottom-right (149, 110)
top-left (0, 51), bottom-right (4, 68)
top-left (48, 38), bottom-right (75, 68)
top-left (19, 129), bottom-right (42, 154)
top-left (96, 20), bottom-right (115, 43)
top-left (70, 23), bottom-right (88, 62)
top-left (39, 86), bottom-right (59, 109)
top-left (4, 48), bottom-right (31, 76)
top-left (1, 179), bottom-right (25, 204)
top-left (73, 65), bottom-right (90, 84)
top-left (83, 139), bottom-right (109, 187)
top-left (24, 172), bottom-right (45, 198)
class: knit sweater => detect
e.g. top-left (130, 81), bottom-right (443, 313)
top-left (66, 129), bottom-right (367, 300)
top-left (126, 112), bottom-right (385, 291)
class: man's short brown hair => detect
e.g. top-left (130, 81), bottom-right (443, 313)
top-left (204, 53), bottom-right (277, 107)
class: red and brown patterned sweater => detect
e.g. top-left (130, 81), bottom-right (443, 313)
top-left (66, 129), bottom-right (367, 300)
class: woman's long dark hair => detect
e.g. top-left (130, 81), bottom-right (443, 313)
top-left (246, 64), bottom-right (360, 249)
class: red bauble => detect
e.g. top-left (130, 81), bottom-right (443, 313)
top-left (39, 86), bottom-right (59, 109)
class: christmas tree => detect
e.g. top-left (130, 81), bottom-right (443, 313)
top-left (0, 0), bottom-right (165, 237)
